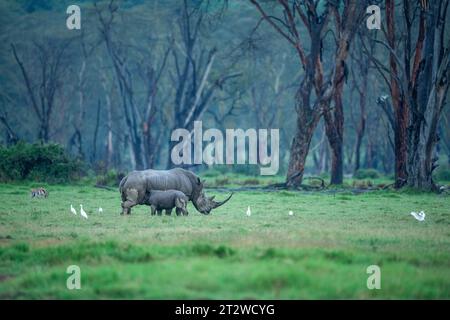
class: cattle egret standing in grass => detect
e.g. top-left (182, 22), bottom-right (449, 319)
top-left (288, 210), bottom-right (293, 216)
top-left (70, 204), bottom-right (77, 215)
top-left (246, 206), bottom-right (251, 217)
top-left (410, 211), bottom-right (425, 222)
top-left (80, 204), bottom-right (88, 219)
top-left (98, 207), bottom-right (103, 213)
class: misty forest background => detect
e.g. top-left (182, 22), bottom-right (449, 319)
top-left (0, 0), bottom-right (449, 191)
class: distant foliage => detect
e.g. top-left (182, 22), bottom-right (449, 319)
top-left (95, 170), bottom-right (126, 187)
top-left (434, 166), bottom-right (450, 182)
top-left (354, 169), bottom-right (380, 179)
top-left (0, 142), bottom-right (84, 183)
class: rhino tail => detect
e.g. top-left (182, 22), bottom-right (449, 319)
top-left (119, 175), bottom-right (128, 195)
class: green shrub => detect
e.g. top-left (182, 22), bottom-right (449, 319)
top-left (0, 142), bottom-right (84, 183)
top-left (434, 166), bottom-right (450, 182)
top-left (233, 165), bottom-right (260, 176)
top-left (214, 177), bottom-right (230, 186)
top-left (354, 169), bottom-right (380, 179)
top-left (242, 178), bottom-right (260, 185)
top-left (96, 170), bottom-right (125, 187)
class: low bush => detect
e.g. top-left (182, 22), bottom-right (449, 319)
top-left (434, 166), bottom-right (450, 182)
top-left (214, 177), bottom-right (230, 186)
top-left (242, 178), bottom-right (260, 185)
top-left (354, 169), bottom-right (380, 179)
top-left (0, 142), bottom-right (84, 183)
top-left (96, 170), bottom-right (125, 187)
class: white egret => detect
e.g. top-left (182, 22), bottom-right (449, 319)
top-left (70, 204), bottom-right (77, 215)
top-left (80, 204), bottom-right (88, 219)
top-left (246, 206), bottom-right (251, 217)
top-left (410, 211), bottom-right (425, 222)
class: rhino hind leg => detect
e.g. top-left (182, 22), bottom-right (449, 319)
top-left (121, 188), bottom-right (139, 215)
top-left (175, 198), bottom-right (188, 216)
top-left (165, 209), bottom-right (172, 216)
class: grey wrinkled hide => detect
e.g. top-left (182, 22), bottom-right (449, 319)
top-left (146, 190), bottom-right (189, 216)
top-left (119, 168), bottom-right (232, 215)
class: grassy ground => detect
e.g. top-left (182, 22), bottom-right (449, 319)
top-left (0, 181), bottom-right (449, 299)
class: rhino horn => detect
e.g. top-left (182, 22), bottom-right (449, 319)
top-left (211, 193), bottom-right (233, 209)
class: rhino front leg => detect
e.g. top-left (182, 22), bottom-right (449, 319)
top-left (151, 205), bottom-right (157, 216)
top-left (165, 209), bottom-right (172, 216)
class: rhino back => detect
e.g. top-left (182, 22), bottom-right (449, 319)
top-left (142, 169), bottom-right (196, 198)
top-left (121, 168), bottom-right (198, 201)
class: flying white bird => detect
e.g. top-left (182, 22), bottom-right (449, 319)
top-left (288, 210), bottom-right (293, 216)
top-left (410, 211), bottom-right (425, 222)
top-left (246, 206), bottom-right (251, 217)
top-left (98, 207), bottom-right (103, 213)
top-left (70, 204), bottom-right (77, 215)
top-left (80, 204), bottom-right (88, 219)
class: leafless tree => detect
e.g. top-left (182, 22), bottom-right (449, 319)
top-left (250, 0), bottom-right (367, 186)
top-left (96, 0), bottom-right (170, 169)
top-left (167, 0), bottom-right (240, 168)
top-left (11, 39), bottom-right (71, 143)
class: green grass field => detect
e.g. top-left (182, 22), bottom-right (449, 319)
top-left (0, 182), bottom-right (449, 299)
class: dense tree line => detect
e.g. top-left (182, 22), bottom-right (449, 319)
top-left (0, 0), bottom-right (449, 190)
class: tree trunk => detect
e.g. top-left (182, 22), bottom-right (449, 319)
top-left (393, 100), bottom-right (409, 187)
top-left (406, 1), bottom-right (449, 190)
top-left (353, 55), bottom-right (368, 174)
top-left (386, 0), bottom-right (408, 188)
top-left (39, 118), bottom-right (50, 143)
top-left (324, 93), bottom-right (344, 185)
top-left (286, 122), bottom-right (318, 187)
top-left (286, 91), bottom-right (322, 187)
top-left (330, 138), bottom-right (343, 184)
top-left (354, 113), bottom-right (366, 174)
top-left (131, 137), bottom-right (144, 170)
top-left (323, 30), bottom-right (355, 185)
top-left (92, 100), bottom-right (101, 163)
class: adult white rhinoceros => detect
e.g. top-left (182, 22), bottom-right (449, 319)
top-left (118, 168), bottom-right (232, 215)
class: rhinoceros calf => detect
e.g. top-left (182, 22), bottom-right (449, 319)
top-left (119, 168), bottom-right (232, 215)
top-left (146, 190), bottom-right (189, 216)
